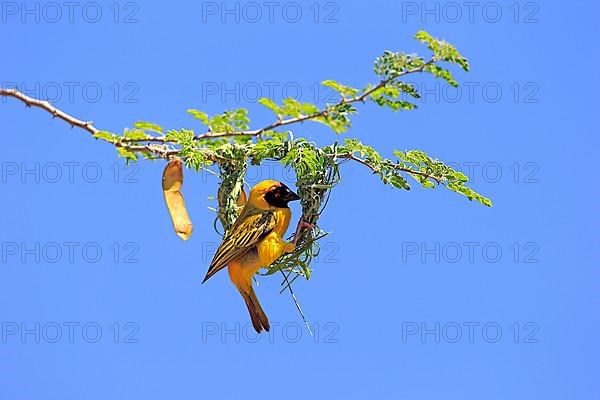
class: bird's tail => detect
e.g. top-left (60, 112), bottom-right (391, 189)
top-left (240, 287), bottom-right (270, 333)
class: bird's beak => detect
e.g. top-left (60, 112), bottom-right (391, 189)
top-left (282, 185), bottom-right (301, 202)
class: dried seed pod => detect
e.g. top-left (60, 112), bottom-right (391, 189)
top-left (162, 159), bottom-right (193, 240)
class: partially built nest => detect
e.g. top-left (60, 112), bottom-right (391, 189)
top-left (215, 139), bottom-right (341, 284)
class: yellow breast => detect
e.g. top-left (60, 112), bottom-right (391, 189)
top-left (272, 207), bottom-right (292, 237)
top-left (257, 207), bottom-right (292, 267)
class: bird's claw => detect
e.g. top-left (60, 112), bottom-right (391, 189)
top-left (292, 219), bottom-right (316, 245)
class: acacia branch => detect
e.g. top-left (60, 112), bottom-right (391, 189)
top-left (1, 88), bottom-right (99, 134)
top-left (1, 83), bottom-right (442, 186)
top-left (0, 88), bottom-right (174, 158)
top-left (1, 55), bottom-right (435, 151)
top-left (338, 153), bottom-right (443, 185)
top-left (121, 56), bottom-right (436, 143)
top-left (1, 56), bottom-right (434, 161)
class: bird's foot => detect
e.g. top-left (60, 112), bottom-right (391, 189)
top-left (292, 219), bottom-right (316, 245)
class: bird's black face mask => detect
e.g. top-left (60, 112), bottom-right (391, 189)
top-left (264, 183), bottom-right (301, 208)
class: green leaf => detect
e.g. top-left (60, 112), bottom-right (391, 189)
top-left (166, 128), bottom-right (195, 143)
top-left (390, 175), bottom-right (410, 190)
top-left (206, 109), bottom-right (250, 132)
top-left (123, 129), bottom-right (148, 140)
top-left (299, 102), bottom-right (320, 115)
top-left (93, 130), bottom-right (119, 142)
top-left (116, 147), bottom-right (138, 162)
top-left (420, 179), bottom-right (436, 188)
top-left (280, 98), bottom-right (303, 117)
top-left (258, 98), bottom-right (280, 114)
top-left (134, 121), bottom-right (163, 133)
top-left (322, 80), bottom-right (359, 98)
top-left (187, 109), bottom-right (210, 125)
top-left (415, 30), bottom-right (469, 71)
top-left (425, 64), bottom-right (459, 87)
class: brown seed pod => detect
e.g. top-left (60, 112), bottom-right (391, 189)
top-left (162, 159), bottom-right (193, 240)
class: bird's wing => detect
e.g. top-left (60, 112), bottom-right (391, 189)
top-left (202, 207), bottom-right (276, 283)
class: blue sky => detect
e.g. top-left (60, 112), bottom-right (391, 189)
top-left (1, 1), bottom-right (598, 399)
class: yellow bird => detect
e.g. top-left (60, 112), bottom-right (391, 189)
top-left (202, 180), bottom-right (301, 333)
